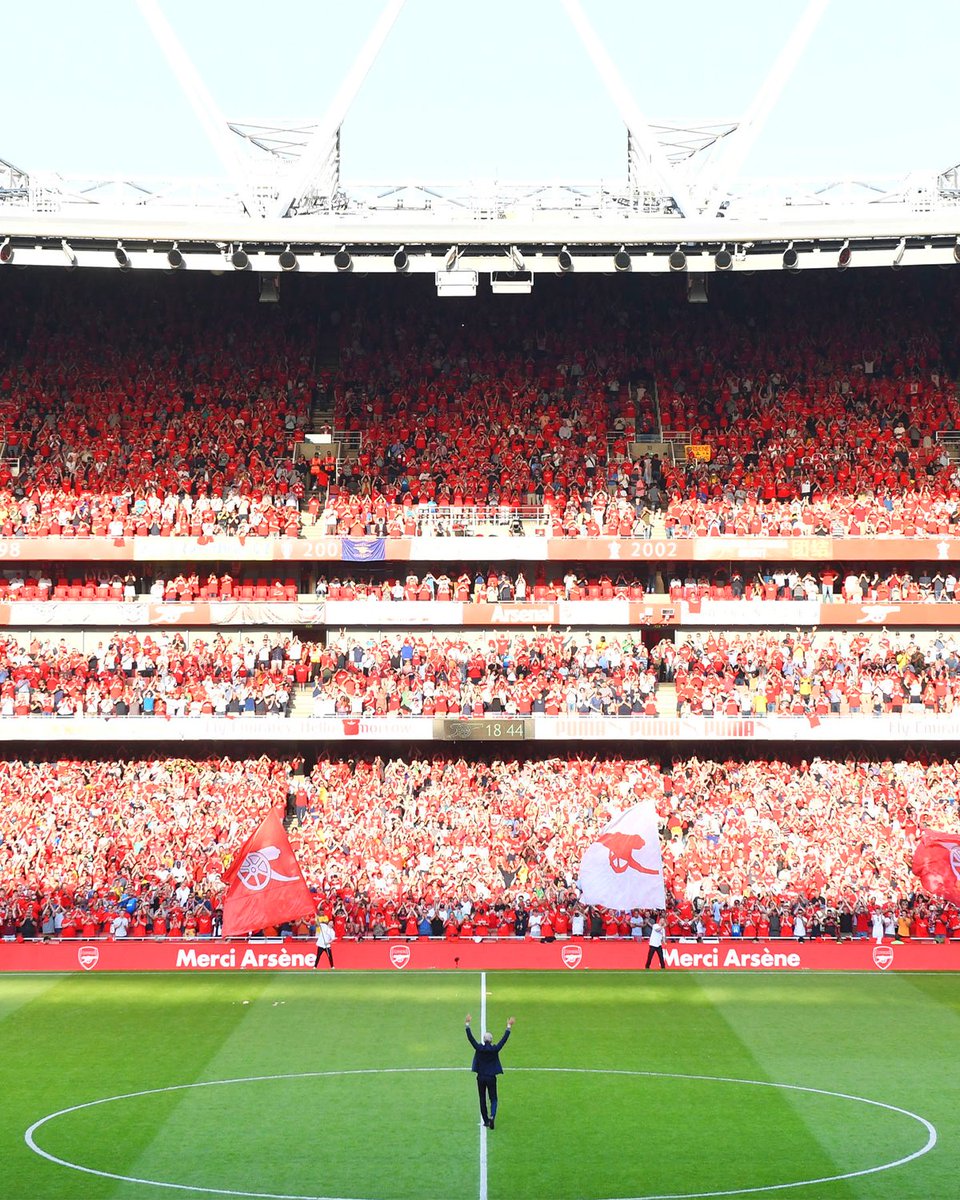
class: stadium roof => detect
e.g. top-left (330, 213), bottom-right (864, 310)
top-left (3, 0), bottom-right (960, 284)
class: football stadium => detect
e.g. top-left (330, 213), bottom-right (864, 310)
top-left (3, 2), bottom-right (960, 1198)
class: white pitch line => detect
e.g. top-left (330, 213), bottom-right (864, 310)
top-left (478, 970), bottom-right (488, 1200)
top-left (23, 1066), bottom-right (937, 1200)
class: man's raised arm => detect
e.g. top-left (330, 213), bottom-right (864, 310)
top-left (494, 1017), bottom-right (516, 1051)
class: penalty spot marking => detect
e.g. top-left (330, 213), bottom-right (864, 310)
top-left (24, 1067), bottom-right (937, 1200)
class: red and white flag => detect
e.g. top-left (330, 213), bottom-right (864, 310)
top-left (912, 830), bottom-right (960, 904)
top-left (578, 801), bottom-right (666, 911)
top-left (221, 810), bottom-right (315, 937)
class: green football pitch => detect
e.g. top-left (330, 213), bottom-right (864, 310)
top-left (1, 970), bottom-right (957, 1200)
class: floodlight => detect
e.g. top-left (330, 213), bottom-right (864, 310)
top-left (278, 246), bottom-right (297, 271)
top-left (782, 245), bottom-right (799, 271)
top-left (892, 239), bottom-right (906, 269)
top-left (714, 247), bottom-right (732, 271)
top-left (61, 240), bottom-right (77, 268)
top-left (557, 247), bottom-right (573, 273)
top-left (435, 269), bottom-right (477, 298)
top-left (491, 271), bottom-right (533, 295)
top-left (114, 243), bottom-right (131, 270)
top-left (334, 246), bottom-right (352, 271)
top-left (167, 245), bottom-right (185, 269)
top-left (231, 247), bottom-right (250, 270)
top-left (954, 238), bottom-right (960, 264)
top-left (393, 247), bottom-right (409, 272)
top-left (837, 241), bottom-right (851, 270)
top-left (0, 239), bottom-right (12, 265)
top-left (444, 245), bottom-right (459, 271)
top-left (613, 246), bottom-right (631, 272)
top-left (669, 248), bottom-right (687, 271)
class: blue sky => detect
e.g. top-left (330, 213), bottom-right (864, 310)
top-left (5, 0), bottom-right (959, 185)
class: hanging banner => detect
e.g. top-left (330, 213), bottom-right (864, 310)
top-left (1, 938), bottom-right (956, 973)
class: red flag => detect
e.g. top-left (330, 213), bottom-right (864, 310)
top-left (221, 810), bottom-right (315, 937)
top-left (912, 830), bottom-right (960, 903)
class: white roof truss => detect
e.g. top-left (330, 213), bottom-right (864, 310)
top-left (561, 0), bottom-right (694, 216)
top-left (1, 0), bottom-right (959, 267)
top-left (135, 0), bottom-right (261, 218)
top-left (269, 0), bottom-right (406, 218)
top-left (693, 0), bottom-right (832, 217)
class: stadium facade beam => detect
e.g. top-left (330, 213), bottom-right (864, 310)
top-left (135, 0), bottom-right (261, 218)
top-left (694, 0), bottom-right (831, 218)
top-left (2, 234), bottom-right (958, 277)
top-left (560, 0), bottom-right (694, 218)
top-left (269, 0), bottom-right (406, 220)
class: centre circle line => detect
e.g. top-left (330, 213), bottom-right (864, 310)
top-left (23, 1067), bottom-right (937, 1200)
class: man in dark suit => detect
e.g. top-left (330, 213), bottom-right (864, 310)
top-left (465, 1012), bottom-right (515, 1129)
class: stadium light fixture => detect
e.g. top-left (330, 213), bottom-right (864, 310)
top-left (837, 241), bottom-right (851, 270)
top-left (167, 245), bottom-right (185, 269)
top-left (231, 246), bottom-right (250, 270)
top-left (334, 246), bottom-right (352, 272)
top-left (508, 245), bottom-right (525, 271)
top-left (0, 238), bottom-right (12, 265)
top-left (669, 248), bottom-right (687, 272)
top-left (954, 238), bottom-right (960, 264)
top-left (891, 238), bottom-right (906, 269)
top-left (557, 246), bottom-right (573, 273)
top-left (491, 271), bottom-right (534, 295)
top-left (393, 247), bottom-right (409, 272)
top-left (61, 240), bottom-right (77, 269)
top-left (278, 246), bottom-right (297, 271)
top-left (444, 245), bottom-right (460, 271)
top-left (114, 242), bottom-right (131, 270)
top-left (782, 244), bottom-right (799, 271)
top-left (435, 269), bottom-right (477, 298)
top-left (613, 245), bottom-right (631, 272)
top-left (714, 247), bottom-right (733, 271)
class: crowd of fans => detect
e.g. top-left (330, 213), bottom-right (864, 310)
top-left (315, 565), bottom-right (960, 604)
top-left (0, 630), bottom-right (309, 716)
top-left (4, 273), bottom-right (960, 958)
top-left (296, 626), bottom-right (960, 721)
top-left (0, 627), bottom-right (958, 719)
top-left (0, 274), bottom-right (313, 539)
top-left (1, 273), bottom-right (959, 540)
top-left (1, 751), bottom-right (958, 942)
top-left (3, 565), bottom-right (960, 606)
top-left (327, 273), bottom-right (960, 536)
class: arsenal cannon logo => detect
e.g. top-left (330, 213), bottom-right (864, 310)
top-left (78, 945), bottom-right (100, 971)
top-left (561, 944), bottom-right (583, 970)
top-left (389, 944), bottom-right (411, 969)
top-left (872, 944), bottom-right (894, 971)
